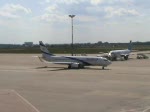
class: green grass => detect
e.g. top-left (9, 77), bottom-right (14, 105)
top-left (0, 45), bottom-right (150, 54)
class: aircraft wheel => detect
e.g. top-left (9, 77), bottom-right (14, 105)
top-left (68, 65), bottom-right (71, 69)
top-left (102, 66), bottom-right (104, 70)
top-left (124, 56), bottom-right (128, 60)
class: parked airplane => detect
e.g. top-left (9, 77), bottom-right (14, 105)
top-left (108, 41), bottom-right (132, 61)
top-left (39, 41), bottom-right (111, 69)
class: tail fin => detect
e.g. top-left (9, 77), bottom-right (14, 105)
top-left (128, 40), bottom-right (132, 51)
top-left (39, 41), bottom-right (54, 56)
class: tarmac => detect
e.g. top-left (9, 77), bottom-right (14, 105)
top-left (0, 53), bottom-right (150, 112)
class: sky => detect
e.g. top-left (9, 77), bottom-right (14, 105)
top-left (0, 0), bottom-right (150, 44)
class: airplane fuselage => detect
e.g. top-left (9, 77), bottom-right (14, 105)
top-left (108, 49), bottom-right (131, 60)
top-left (39, 41), bottom-right (111, 69)
top-left (43, 54), bottom-right (111, 67)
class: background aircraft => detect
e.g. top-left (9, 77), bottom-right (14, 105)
top-left (108, 40), bottom-right (132, 60)
top-left (97, 41), bottom-right (133, 61)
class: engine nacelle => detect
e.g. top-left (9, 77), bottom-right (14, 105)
top-left (70, 63), bottom-right (79, 68)
top-left (68, 63), bottom-right (84, 69)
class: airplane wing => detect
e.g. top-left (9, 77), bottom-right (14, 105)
top-left (41, 61), bottom-right (80, 65)
top-left (46, 62), bottom-right (78, 65)
top-left (37, 56), bottom-right (79, 65)
top-left (97, 53), bottom-right (109, 57)
top-left (120, 54), bottom-right (129, 57)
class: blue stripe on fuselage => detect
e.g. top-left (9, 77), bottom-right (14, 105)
top-left (41, 52), bottom-right (91, 65)
top-left (65, 57), bottom-right (91, 66)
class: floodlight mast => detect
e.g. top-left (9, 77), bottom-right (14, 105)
top-left (69, 15), bottom-right (75, 56)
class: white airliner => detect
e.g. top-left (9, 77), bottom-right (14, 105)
top-left (39, 41), bottom-right (111, 69)
top-left (108, 41), bottom-right (132, 60)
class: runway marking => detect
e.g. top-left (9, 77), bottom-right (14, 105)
top-left (121, 106), bottom-right (150, 112)
top-left (0, 89), bottom-right (40, 112)
top-left (12, 90), bottom-right (40, 112)
top-left (142, 107), bottom-right (150, 112)
top-left (120, 109), bottom-right (139, 112)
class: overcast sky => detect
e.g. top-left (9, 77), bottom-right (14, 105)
top-left (0, 0), bottom-right (149, 44)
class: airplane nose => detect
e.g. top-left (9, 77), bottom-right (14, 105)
top-left (108, 53), bottom-right (112, 57)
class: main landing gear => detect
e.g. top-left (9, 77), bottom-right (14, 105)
top-left (102, 66), bottom-right (105, 70)
top-left (124, 56), bottom-right (128, 60)
top-left (68, 64), bottom-right (84, 69)
top-left (68, 65), bottom-right (71, 69)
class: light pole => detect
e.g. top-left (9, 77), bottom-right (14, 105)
top-left (69, 15), bottom-right (75, 56)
